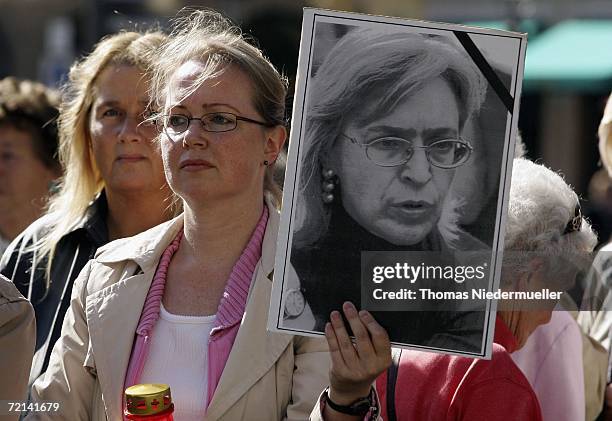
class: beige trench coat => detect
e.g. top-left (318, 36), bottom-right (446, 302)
top-left (0, 275), bottom-right (35, 421)
top-left (27, 203), bottom-right (330, 420)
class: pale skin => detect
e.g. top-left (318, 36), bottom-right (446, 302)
top-left (323, 302), bottom-right (391, 421)
top-left (159, 61), bottom-right (286, 316)
top-left (497, 259), bottom-right (556, 349)
top-left (88, 64), bottom-right (173, 241)
top-left (0, 125), bottom-right (60, 240)
top-left (496, 308), bottom-right (551, 349)
top-left (328, 79), bottom-right (459, 246)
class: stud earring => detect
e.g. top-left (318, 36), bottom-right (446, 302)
top-left (321, 168), bottom-right (337, 204)
top-left (263, 160), bottom-right (269, 166)
top-left (48, 180), bottom-right (60, 195)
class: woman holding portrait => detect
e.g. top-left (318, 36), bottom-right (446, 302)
top-left (27, 11), bottom-right (329, 421)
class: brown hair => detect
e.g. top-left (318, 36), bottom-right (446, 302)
top-left (0, 77), bottom-right (60, 172)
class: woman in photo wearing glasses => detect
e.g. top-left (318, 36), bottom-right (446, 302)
top-left (27, 10), bottom-right (329, 421)
top-left (289, 28), bottom-right (490, 351)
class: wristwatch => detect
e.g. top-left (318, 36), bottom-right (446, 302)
top-left (323, 386), bottom-right (376, 417)
top-left (283, 288), bottom-right (305, 319)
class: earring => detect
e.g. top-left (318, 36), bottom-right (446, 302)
top-left (321, 168), bottom-right (337, 204)
top-left (48, 180), bottom-right (60, 195)
top-left (263, 160), bottom-right (269, 166)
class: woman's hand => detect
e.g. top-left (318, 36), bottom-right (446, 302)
top-left (325, 302), bottom-right (392, 405)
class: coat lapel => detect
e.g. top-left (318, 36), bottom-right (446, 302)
top-left (86, 270), bottom-right (155, 420)
top-left (205, 267), bottom-right (292, 419)
top-left (83, 217), bottom-right (184, 420)
top-left (206, 202), bottom-right (290, 419)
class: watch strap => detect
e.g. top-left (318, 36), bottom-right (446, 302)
top-left (324, 386), bottom-right (376, 416)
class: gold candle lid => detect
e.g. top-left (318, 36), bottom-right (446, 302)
top-left (125, 384), bottom-right (172, 415)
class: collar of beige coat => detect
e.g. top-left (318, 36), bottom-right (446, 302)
top-left (94, 198), bottom-right (278, 276)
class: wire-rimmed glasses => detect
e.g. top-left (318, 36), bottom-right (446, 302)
top-left (158, 112), bottom-right (274, 139)
top-left (340, 133), bottom-right (473, 168)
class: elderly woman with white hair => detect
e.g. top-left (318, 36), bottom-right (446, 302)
top-left (310, 157), bottom-right (597, 421)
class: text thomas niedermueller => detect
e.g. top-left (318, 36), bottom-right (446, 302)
top-left (372, 288), bottom-right (563, 300)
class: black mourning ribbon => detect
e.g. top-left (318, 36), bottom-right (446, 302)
top-left (453, 31), bottom-right (515, 115)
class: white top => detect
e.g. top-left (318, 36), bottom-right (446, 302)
top-left (140, 303), bottom-right (216, 421)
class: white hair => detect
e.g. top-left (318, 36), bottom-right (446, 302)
top-left (501, 158), bottom-right (597, 287)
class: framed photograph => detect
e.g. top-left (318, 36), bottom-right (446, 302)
top-left (268, 8), bottom-right (527, 358)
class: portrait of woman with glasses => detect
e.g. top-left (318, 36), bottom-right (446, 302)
top-left (283, 25), bottom-right (499, 353)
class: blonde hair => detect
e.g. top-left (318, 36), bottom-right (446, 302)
top-left (37, 31), bottom-right (167, 280)
top-left (599, 93), bottom-right (612, 177)
top-left (150, 9), bottom-right (288, 207)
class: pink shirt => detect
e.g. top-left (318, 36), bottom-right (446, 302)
top-left (124, 207), bottom-right (269, 411)
top-left (512, 311), bottom-right (585, 421)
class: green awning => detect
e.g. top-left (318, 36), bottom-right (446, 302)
top-left (524, 20), bottom-right (612, 92)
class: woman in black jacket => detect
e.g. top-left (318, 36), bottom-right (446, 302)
top-left (0, 30), bottom-right (175, 384)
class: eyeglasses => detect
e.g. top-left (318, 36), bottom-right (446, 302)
top-left (159, 112), bottom-right (273, 138)
top-left (340, 134), bottom-right (473, 168)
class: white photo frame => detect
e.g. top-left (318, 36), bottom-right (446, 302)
top-left (268, 8), bottom-right (527, 358)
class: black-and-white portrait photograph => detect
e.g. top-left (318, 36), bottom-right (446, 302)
top-left (268, 9), bottom-right (527, 357)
